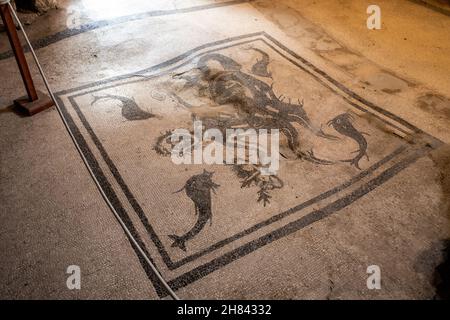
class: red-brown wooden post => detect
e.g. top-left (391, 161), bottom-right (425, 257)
top-left (0, 2), bottom-right (53, 115)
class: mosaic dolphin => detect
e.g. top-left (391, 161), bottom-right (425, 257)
top-left (327, 113), bottom-right (369, 169)
top-left (91, 94), bottom-right (155, 121)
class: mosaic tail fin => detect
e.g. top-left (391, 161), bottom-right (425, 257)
top-left (168, 234), bottom-right (187, 251)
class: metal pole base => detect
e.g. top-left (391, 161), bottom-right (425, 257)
top-left (14, 89), bottom-right (54, 116)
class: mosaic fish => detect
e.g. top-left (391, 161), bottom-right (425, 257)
top-left (169, 170), bottom-right (220, 251)
top-left (327, 113), bottom-right (369, 169)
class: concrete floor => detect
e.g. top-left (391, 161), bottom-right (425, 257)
top-left (0, 0), bottom-right (449, 299)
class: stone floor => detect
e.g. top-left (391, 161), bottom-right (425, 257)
top-left (0, 0), bottom-right (449, 299)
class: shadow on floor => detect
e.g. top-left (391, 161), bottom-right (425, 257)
top-left (0, 103), bottom-right (30, 117)
top-left (434, 239), bottom-right (450, 300)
